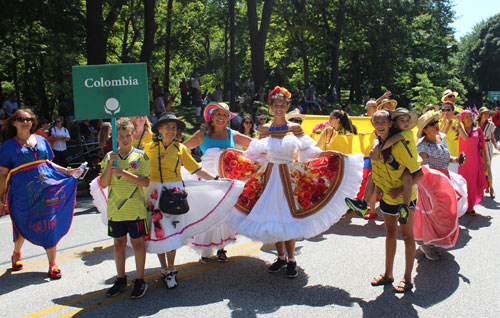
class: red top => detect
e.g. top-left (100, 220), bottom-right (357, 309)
top-left (34, 128), bottom-right (49, 140)
top-left (492, 111), bottom-right (500, 126)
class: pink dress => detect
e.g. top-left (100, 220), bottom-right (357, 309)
top-left (458, 127), bottom-right (488, 210)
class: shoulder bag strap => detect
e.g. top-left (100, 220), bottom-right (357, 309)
top-left (158, 141), bottom-right (163, 185)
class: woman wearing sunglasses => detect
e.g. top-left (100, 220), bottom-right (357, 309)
top-left (236, 116), bottom-right (257, 150)
top-left (0, 110), bottom-right (81, 279)
top-left (439, 102), bottom-right (461, 167)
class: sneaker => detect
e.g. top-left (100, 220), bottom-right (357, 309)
top-left (286, 261), bottom-right (298, 278)
top-left (364, 211), bottom-right (378, 220)
top-left (398, 204), bottom-right (410, 224)
top-left (130, 279), bottom-right (148, 299)
top-left (217, 249), bottom-right (228, 262)
top-left (162, 270), bottom-right (178, 289)
top-left (267, 258), bottom-right (287, 273)
top-left (345, 198), bottom-right (368, 217)
top-left (106, 276), bottom-right (127, 297)
top-left (419, 245), bottom-right (439, 261)
top-left (200, 257), bottom-right (212, 263)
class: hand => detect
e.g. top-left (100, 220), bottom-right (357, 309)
top-left (383, 90), bottom-right (392, 98)
top-left (109, 152), bottom-right (119, 161)
top-left (111, 165), bottom-right (125, 176)
top-left (458, 152), bottom-right (466, 165)
top-left (456, 115), bottom-right (462, 124)
top-left (329, 150), bottom-right (346, 158)
top-left (443, 118), bottom-right (450, 126)
top-left (388, 186), bottom-right (403, 199)
top-left (220, 177), bottom-right (231, 181)
top-left (370, 146), bottom-right (381, 160)
top-left (66, 168), bottom-right (81, 178)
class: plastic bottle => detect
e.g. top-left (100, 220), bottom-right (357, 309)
top-left (73, 162), bottom-right (88, 179)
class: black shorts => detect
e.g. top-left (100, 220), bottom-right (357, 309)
top-left (379, 200), bottom-right (417, 215)
top-left (108, 219), bottom-right (149, 239)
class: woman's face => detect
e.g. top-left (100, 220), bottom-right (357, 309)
top-left (270, 98), bottom-right (289, 117)
top-left (371, 113), bottom-right (391, 138)
top-left (134, 116), bottom-right (146, 128)
top-left (211, 109), bottom-right (230, 127)
top-left (480, 112), bottom-right (489, 122)
top-left (423, 119), bottom-right (439, 138)
top-left (158, 121), bottom-right (178, 143)
top-left (462, 113), bottom-right (474, 127)
top-left (55, 118), bottom-right (63, 127)
top-left (330, 115), bottom-right (340, 129)
top-left (243, 118), bottom-right (253, 131)
top-left (13, 111), bottom-right (34, 134)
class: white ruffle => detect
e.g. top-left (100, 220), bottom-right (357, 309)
top-left (144, 179), bottom-right (244, 254)
top-left (89, 177), bottom-right (109, 225)
top-left (227, 153), bottom-right (364, 243)
top-left (449, 171), bottom-right (468, 217)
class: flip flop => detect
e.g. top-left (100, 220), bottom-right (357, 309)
top-left (394, 280), bottom-right (413, 293)
top-left (371, 274), bottom-right (394, 286)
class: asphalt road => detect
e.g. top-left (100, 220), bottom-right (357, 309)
top-left (1, 151), bottom-right (499, 318)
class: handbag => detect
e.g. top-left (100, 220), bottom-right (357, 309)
top-left (157, 141), bottom-right (190, 215)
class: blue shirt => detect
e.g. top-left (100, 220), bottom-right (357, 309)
top-left (200, 128), bottom-right (235, 154)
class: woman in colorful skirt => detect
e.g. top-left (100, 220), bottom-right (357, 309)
top-left (415, 111), bottom-right (467, 260)
top-left (478, 107), bottom-right (499, 198)
top-left (458, 110), bottom-right (488, 215)
top-left (184, 102), bottom-right (253, 263)
top-left (0, 109), bottom-right (80, 279)
top-left (225, 86), bottom-right (363, 278)
top-left (144, 112), bottom-right (244, 288)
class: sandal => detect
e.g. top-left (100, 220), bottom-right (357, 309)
top-left (467, 209), bottom-right (476, 216)
top-left (11, 252), bottom-right (23, 271)
top-left (371, 274), bottom-right (394, 286)
top-left (394, 280), bottom-right (413, 293)
top-left (200, 257), bottom-right (212, 263)
top-left (48, 262), bottom-right (62, 279)
top-left (216, 249), bottom-right (228, 262)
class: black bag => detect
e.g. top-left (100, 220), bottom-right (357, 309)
top-left (157, 141), bottom-right (190, 215)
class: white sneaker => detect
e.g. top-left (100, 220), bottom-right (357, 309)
top-left (162, 270), bottom-right (178, 289)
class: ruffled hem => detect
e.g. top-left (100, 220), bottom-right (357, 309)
top-left (227, 154), bottom-right (363, 243)
top-left (89, 177), bottom-right (108, 225)
top-left (190, 223), bottom-right (238, 257)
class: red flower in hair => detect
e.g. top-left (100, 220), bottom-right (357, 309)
top-left (268, 86), bottom-right (291, 103)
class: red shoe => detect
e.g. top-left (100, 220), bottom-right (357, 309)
top-left (48, 262), bottom-right (62, 279)
top-left (364, 211), bottom-right (378, 220)
top-left (11, 252), bottom-right (23, 271)
top-left (467, 209), bottom-right (476, 216)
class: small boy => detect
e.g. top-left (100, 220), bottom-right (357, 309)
top-left (100, 118), bottom-right (150, 299)
top-left (346, 108), bottom-right (418, 224)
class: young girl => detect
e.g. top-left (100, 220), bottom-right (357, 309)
top-left (316, 109), bottom-right (357, 151)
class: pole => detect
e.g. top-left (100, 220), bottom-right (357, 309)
top-left (229, 0), bottom-right (235, 111)
top-left (112, 117), bottom-right (117, 165)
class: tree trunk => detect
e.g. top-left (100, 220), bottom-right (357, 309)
top-left (300, 46), bottom-right (309, 89)
top-left (352, 52), bottom-right (362, 104)
top-left (86, 0), bottom-right (106, 65)
top-left (164, 0), bottom-right (174, 96)
top-left (139, 0), bottom-right (157, 67)
top-left (121, 18), bottom-right (130, 62)
top-left (247, 0), bottom-right (275, 90)
top-left (330, 0), bottom-right (345, 101)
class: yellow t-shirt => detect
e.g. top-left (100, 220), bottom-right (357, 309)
top-left (100, 148), bottom-right (150, 221)
top-left (371, 136), bottom-right (421, 205)
top-left (132, 131), bottom-right (153, 153)
top-left (438, 118), bottom-right (460, 157)
top-left (147, 141), bottom-right (201, 182)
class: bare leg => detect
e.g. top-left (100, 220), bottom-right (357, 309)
top-left (130, 237), bottom-right (146, 279)
top-left (363, 173), bottom-right (375, 203)
top-left (402, 169), bottom-right (412, 205)
top-left (166, 250), bottom-right (176, 271)
top-left (382, 213), bottom-right (398, 281)
top-left (284, 240), bottom-right (296, 259)
top-left (113, 236), bottom-right (127, 278)
top-left (14, 235), bottom-right (25, 254)
top-left (157, 253), bottom-right (167, 269)
top-left (399, 208), bottom-right (416, 281)
top-left (275, 241), bottom-right (286, 257)
top-left (368, 191), bottom-right (377, 213)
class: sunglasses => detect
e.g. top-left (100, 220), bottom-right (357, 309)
top-left (243, 121), bottom-right (252, 124)
top-left (427, 121), bottom-right (439, 127)
top-left (16, 117), bottom-right (33, 123)
top-left (289, 119), bottom-right (303, 124)
top-left (441, 109), bottom-right (452, 112)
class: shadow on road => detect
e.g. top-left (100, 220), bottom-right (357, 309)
top-left (479, 196), bottom-right (500, 210)
top-left (0, 269), bottom-right (51, 296)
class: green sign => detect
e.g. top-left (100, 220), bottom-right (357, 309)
top-left (72, 63), bottom-right (149, 120)
top-left (488, 91), bottom-right (500, 101)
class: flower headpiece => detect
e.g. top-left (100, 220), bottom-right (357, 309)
top-left (268, 86), bottom-right (291, 104)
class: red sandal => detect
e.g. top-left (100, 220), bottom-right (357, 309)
top-left (48, 262), bottom-right (62, 279)
top-left (11, 252), bottom-right (23, 271)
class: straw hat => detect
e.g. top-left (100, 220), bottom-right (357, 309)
top-left (417, 111), bottom-right (440, 138)
top-left (377, 99), bottom-right (398, 111)
top-left (478, 106), bottom-right (492, 117)
top-left (203, 102), bottom-right (236, 123)
top-left (441, 89), bottom-right (458, 102)
top-left (391, 108), bottom-right (418, 130)
top-left (286, 108), bottom-right (306, 121)
top-left (152, 112), bottom-right (186, 133)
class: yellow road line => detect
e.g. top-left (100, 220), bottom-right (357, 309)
top-left (22, 240), bottom-right (263, 318)
top-left (54, 243), bottom-right (273, 318)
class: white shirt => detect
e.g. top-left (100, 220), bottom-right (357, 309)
top-left (50, 126), bottom-right (70, 151)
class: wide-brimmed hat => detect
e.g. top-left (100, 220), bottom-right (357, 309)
top-left (377, 99), bottom-right (398, 111)
top-left (417, 111), bottom-right (440, 138)
top-left (286, 108), bottom-right (306, 121)
top-left (478, 106), bottom-right (492, 116)
top-left (391, 107), bottom-right (418, 130)
top-left (203, 102), bottom-right (236, 123)
top-left (441, 89), bottom-right (458, 102)
top-left (152, 112), bottom-right (186, 133)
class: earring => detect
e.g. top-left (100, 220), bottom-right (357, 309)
top-left (157, 134), bottom-right (163, 140)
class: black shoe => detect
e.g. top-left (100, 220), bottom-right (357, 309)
top-left (398, 204), bottom-right (410, 224)
top-left (286, 261), bottom-right (298, 278)
top-left (345, 198), bottom-right (368, 217)
top-left (106, 276), bottom-right (127, 297)
top-left (267, 258), bottom-right (287, 273)
top-left (130, 279), bottom-right (148, 299)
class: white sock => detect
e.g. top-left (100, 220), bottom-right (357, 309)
top-left (288, 257), bottom-right (296, 263)
top-left (278, 255), bottom-right (286, 261)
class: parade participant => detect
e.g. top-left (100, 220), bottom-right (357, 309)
top-left (226, 86), bottom-right (363, 278)
top-left (441, 89), bottom-right (458, 106)
top-left (131, 116), bottom-right (153, 151)
top-left (458, 110), bottom-right (488, 215)
top-left (184, 102), bottom-right (252, 263)
top-left (100, 118), bottom-right (150, 299)
top-left (286, 109), bottom-right (305, 125)
top-left (493, 107), bottom-right (500, 146)
top-left (97, 122), bottom-right (112, 157)
top-left (50, 116), bottom-right (70, 167)
top-left (478, 107), bottom-right (499, 198)
top-left (236, 116), bottom-right (257, 150)
top-left (376, 99), bottom-right (398, 111)
top-left (346, 108), bottom-right (419, 224)
top-left (145, 112), bottom-right (243, 288)
top-left (0, 110), bottom-right (81, 279)
top-left (316, 109), bottom-right (357, 151)
top-left (439, 101), bottom-right (461, 159)
top-left (415, 111), bottom-right (466, 260)
top-left (368, 110), bottom-right (423, 293)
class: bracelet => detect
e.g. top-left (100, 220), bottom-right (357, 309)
top-left (214, 175), bottom-right (219, 180)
